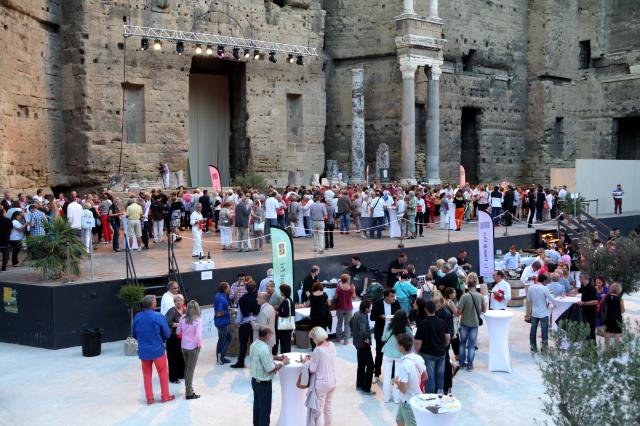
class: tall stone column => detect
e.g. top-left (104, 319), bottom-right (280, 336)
top-left (429, 0), bottom-right (439, 18)
top-left (426, 64), bottom-right (442, 183)
top-left (400, 63), bottom-right (417, 179)
top-left (350, 68), bottom-right (365, 184)
top-left (403, 0), bottom-right (415, 15)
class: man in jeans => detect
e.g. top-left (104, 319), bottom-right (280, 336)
top-left (527, 273), bottom-right (557, 353)
top-left (414, 300), bottom-right (450, 394)
top-left (369, 190), bottom-right (385, 239)
top-left (309, 195), bottom-right (327, 254)
top-left (337, 190), bottom-right (352, 234)
top-left (456, 281), bottom-right (486, 370)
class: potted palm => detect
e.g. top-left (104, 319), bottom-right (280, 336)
top-left (117, 284), bottom-right (146, 356)
top-left (26, 217), bottom-right (86, 280)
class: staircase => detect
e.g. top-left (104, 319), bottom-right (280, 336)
top-left (559, 208), bottom-right (611, 242)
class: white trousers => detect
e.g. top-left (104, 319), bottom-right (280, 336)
top-left (220, 226), bottom-right (232, 247)
top-left (192, 228), bottom-right (203, 257)
top-left (383, 356), bottom-right (400, 402)
top-left (81, 229), bottom-right (92, 253)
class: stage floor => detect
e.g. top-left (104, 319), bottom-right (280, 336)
top-left (1, 219), bottom-right (542, 286)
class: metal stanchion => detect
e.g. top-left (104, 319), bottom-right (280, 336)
top-left (65, 242), bottom-right (73, 284)
top-left (90, 239), bottom-right (95, 280)
top-left (447, 217), bottom-right (451, 243)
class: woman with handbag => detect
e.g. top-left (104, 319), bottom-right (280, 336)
top-left (393, 273), bottom-right (418, 315)
top-left (214, 282), bottom-right (232, 365)
top-left (165, 294), bottom-right (186, 384)
top-left (456, 274), bottom-right (486, 371)
top-left (303, 327), bottom-right (337, 425)
top-left (277, 284), bottom-right (296, 354)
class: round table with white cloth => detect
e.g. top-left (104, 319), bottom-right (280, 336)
top-left (484, 310), bottom-right (514, 373)
top-left (551, 296), bottom-right (581, 331)
top-left (409, 394), bottom-right (461, 426)
top-left (276, 352), bottom-right (307, 426)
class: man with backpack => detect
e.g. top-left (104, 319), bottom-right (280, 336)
top-left (456, 279), bottom-right (486, 371)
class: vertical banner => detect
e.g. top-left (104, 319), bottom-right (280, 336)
top-left (208, 165), bottom-right (222, 192)
top-left (270, 226), bottom-right (294, 296)
top-left (477, 210), bottom-right (495, 280)
top-left (460, 164), bottom-right (466, 187)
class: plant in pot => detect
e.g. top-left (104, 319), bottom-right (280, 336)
top-left (117, 284), bottom-right (146, 356)
top-left (26, 217), bottom-right (86, 280)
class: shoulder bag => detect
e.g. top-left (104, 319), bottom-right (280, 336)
top-left (470, 293), bottom-right (483, 326)
top-left (277, 299), bottom-right (296, 331)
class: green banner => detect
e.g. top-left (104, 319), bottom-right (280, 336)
top-left (270, 226), bottom-right (294, 295)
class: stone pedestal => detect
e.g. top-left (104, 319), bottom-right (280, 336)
top-left (350, 68), bottom-right (365, 184)
top-left (400, 63), bottom-right (418, 179)
top-left (426, 65), bottom-right (441, 183)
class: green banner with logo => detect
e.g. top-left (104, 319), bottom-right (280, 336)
top-left (270, 226), bottom-right (294, 295)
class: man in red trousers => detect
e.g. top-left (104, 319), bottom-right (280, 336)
top-left (132, 295), bottom-right (175, 404)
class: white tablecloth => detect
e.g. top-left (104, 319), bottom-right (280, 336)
top-left (551, 296), bottom-right (581, 331)
top-left (484, 310), bottom-right (514, 373)
top-left (409, 394), bottom-right (461, 426)
top-left (276, 352), bottom-right (307, 426)
top-left (295, 301), bottom-right (362, 335)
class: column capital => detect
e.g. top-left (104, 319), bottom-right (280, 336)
top-left (427, 64), bottom-right (442, 81)
top-left (399, 63), bottom-right (418, 79)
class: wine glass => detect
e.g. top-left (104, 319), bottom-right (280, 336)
top-left (448, 388), bottom-right (453, 400)
top-left (437, 390), bottom-right (443, 402)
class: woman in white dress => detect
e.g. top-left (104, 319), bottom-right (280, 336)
top-left (439, 193), bottom-right (448, 230)
top-left (360, 193), bottom-right (370, 239)
top-left (388, 196), bottom-right (401, 239)
top-left (445, 195), bottom-right (457, 230)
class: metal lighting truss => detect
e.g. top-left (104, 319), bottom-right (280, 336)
top-left (123, 25), bottom-right (318, 57)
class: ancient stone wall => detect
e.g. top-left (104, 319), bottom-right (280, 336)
top-left (0, 0), bottom-right (65, 191)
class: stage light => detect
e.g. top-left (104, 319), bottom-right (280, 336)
top-left (176, 41), bottom-right (184, 55)
top-left (253, 50), bottom-right (261, 60)
top-left (268, 51), bottom-right (277, 63)
top-left (287, 53), bottom-right (294, 64)
top-left (296, 55), bottom-right (304, 65)
top-left (244, 48), bottom-right (251, 59)
top-left (141, 38), bottom-right (149, 50)
top-left (232, 47), bottom-right (240, 60)
top-left (153, 39), bottom-right (162, 51)
top-left (217, 45), bottom-right (225, 57)
top-left (195, 44), bottom-right (202, 54)
top-left (206, 44), bottom-right (214, 55)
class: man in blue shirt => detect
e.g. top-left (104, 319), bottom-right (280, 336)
top-left (132, 295), bottom-right (173, 404)
top-left (526, 274), bottom-right (557, 353)
top-left (502, 245), bottom-right (521, 271)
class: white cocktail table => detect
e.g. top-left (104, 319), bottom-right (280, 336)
top-left (551, 296), bottom-right (581, 331)
top-left (484, 310), bottom-right (514, 373)
top-left (276, 352), bottom-right (307, 426)
top-left (409, 394), bottom-right (461, 426)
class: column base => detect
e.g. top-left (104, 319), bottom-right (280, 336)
top-left (426, 178), bottom-right (441, 185)
top-left (350, 178), bottom-right (365, 185)
top-left (400, 178), bottom-right (418, 186)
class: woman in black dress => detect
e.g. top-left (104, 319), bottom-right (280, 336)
top-left (604, 282), bottom-right (625, 344)
top-left (165, 294), bottom-right (186, 383)
top-left (306, 282), bottom-right (330, 350)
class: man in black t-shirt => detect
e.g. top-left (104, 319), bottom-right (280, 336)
top-left (387, 253), bottom-right (408, 288)
top-left (414, 301), bottom-right (450, 394)
top-left (348, 256), bottom-right (369, 296)
top-left (439, 263), bottom-right (462, 299)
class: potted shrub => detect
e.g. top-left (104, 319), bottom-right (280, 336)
top-left (117, 284), bottom-right (146, 356)
top-left (26, 217), bottom-right (86, 280)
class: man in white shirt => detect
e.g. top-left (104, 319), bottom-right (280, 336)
top-left (160, 281), bottom-right (180, 315)
top-left (66, 199), bottom-right (84, 233)
top-left (369, 190), bottom-right (386, 239)
top-left (259, 268), bottom-right (274, 293)
top-left (502, 245), bottom-right (521, 271)
top-left (526, 274), bottom-right (557, 352)
top-left (490, 270), bottom-right (511, 310)
top-left (520, 261), bottom-right (541, 322)
top-left (558, 186), bottom-right (567, 200)
top-left (394, 334), bottom-right (427, 426)
top-left (264, 193), bottom-right (279, 243)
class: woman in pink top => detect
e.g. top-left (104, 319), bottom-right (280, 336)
top-left (176, 300), bottom-right (203, 400)
top-left (305, 327), bottom-right (337, 426)
top-left (333, 274), bottom-right (356, 345)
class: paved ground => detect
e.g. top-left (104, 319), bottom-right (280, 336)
top-left (2, 218), bottom-right (540, 285)
top-left (5, 292), bottom-right (638, 426)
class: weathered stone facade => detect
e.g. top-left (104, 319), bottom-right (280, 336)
top-left (1, 0), bottom-right (639, 191)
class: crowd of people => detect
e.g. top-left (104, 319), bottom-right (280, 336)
top-left (130, 226), bottom-right (629, 426)
top-left (1, 180), bottom-right (582, 269)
